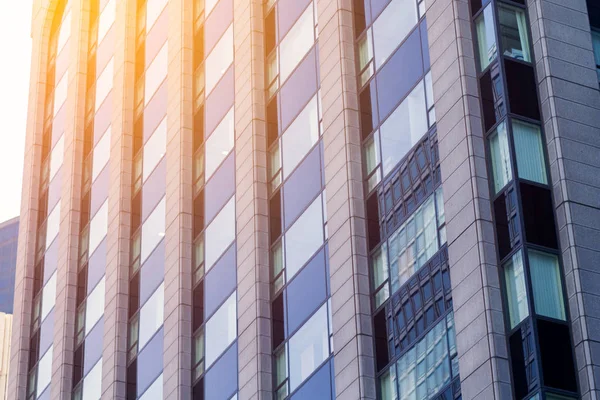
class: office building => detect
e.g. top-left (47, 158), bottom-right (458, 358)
top-left (0, 218), bottom-right (18, 314)
top-left (9, 0), bottom-right (600, 399)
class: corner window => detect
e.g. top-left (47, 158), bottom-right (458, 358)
top-left (475, 5), bottom-right (498, 71)
top-left (512, 120), bottom-right (547, 185)
top-left (529, 250), bottom-right (566, 321)
top-left (498, 4), bottom-right (531, 63)
top-left (489, 121), bottom-right (512, 193)
top-left (503, 251), bottom-right (529, 329)
top-left (379, 368), bottom-right (397, 400)
top-left (371, 244), bottom-right (389, 308)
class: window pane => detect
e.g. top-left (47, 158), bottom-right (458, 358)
top-left (145, 43), bottom-right (168, 105)
top-left (282, 96), bottom-right (319, 178)
top-left (289, 303), bottom-right (328, 392)
top-left (512, 120), bottom-right (547, 185)
top-left (380, 367), bottom-right (397, 400)
top-left (85, 277), bottom-right (106, 335)
top-left (205, 108), bottom-right (234, 179)
top-left (364, 134), bottom-right (380, 176)
top-left (475, 6), bottom-right (497, 71)
top-left (89, 200), bottom-right (108, 256)
top-left (372, 243), bottom-right (388, 289)
top-left (205, 0), bottom-right (218, 17)
top-left (489, 121), bottom-right (512, 193)
top-left (49, 135), bottom-right (65, 183)
top-left (143, 118), bottom-right (167, 182)
top-left (529, 250), bottom-right (566, 321)
top-left (205, 197), bottom-right (235, 271)
top-left (41, 272), bottom-right (57, 321)
top-left (57, 10), bottom-right (72, 55)
top-left (146, 0), bottom-right (168, 31)
top-left (82, 359), bottom-right (102, 400)
top-left (592, 30), bottom-right (600, 70)
top-left (139, 282), bottom-right (164, 349)
top-left (280, 3), bottom-right (314, 83)
top-left (95, 58), bottom-right (114, 112)
top-left (36, 347), bottom-right (53, 397)
top-left (98, 0), bottom-right (116, 44)
top-left (139, 374), bottom-right (163, 400)
top-left (54, 70), bottom-right (69, 116)
top-left (205, 291), bottom-right (237, 368)
top-left (498, 4), bottom-right (531, 63)
top-left (285, 194), bottom-right (324, 280)
top-left (45, 200), bottom-right (61, 250)
top-left (373, 0), bottom-right (418, 68)
top-left (283, 145), bottom-right (321, 228)
top-left (503, 251), bottom-right (529, 329)
top-left (206, 25), bottom-right (233, 96)
top-left (380, 81), bottom-right (427, 176)
top-left (92, 127), bottom-right (111, 182)
top-left (141, 197), bottom-right (166, 264)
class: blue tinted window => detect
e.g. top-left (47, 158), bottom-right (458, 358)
top-left (44, 239), bottom-right (59, 283)
top-left (143, 82), bottom-right (167, 143)
top-left (283, 145), bottom-right (322, 228)
top-left (140, 240), bottom-right (165, 306)
top-left (87, 239), bottom-right (107, 295)
top-left (141, 159), bottom-right (166, 223)
top-left (280, 48), bottom-right (318, 132)
top-left (277, 0), bottom-right (311, 41)
top-left (83, 317), bottom-right (104, 376)
top-left (205, 244), bottom-right (236, 319)
top-left (137, 327), bottom-right (164, 396)
top-left (205, 341), bottom-right (238, 400)
top-left (39, 310), bottom-right (54, 355)
top-left (376, 28), bottom-right (423, 120)
top-left (420, 20), bottom-right (430, 70)
top-left (90, 166), bottom-right (109, 217)
top-left (287, 247), bottom-right (327, 334)
top-left (204, 152), bottom-right (235, 225)
top-left (205, 66), bottom-right (234, 136)
top-left (205, 0), bottom-right (233, 54)
top-left (290, 359), bottom-right (333, 400)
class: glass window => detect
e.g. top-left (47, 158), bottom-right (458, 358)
top-left (143, 118), bottom-right (167, 182)
top-left (92, 127), bottom-right (111, 182)
top-left (145, 43), bottom-right (168, 105)
top-left (89, 200), bottom-right (108, 256)
top-left (380, 368), bottom-right (397, 400)
top-left (193, 329), bottom-right (205, 379)
top-left (546, 394), bottom-right (576, 400)
top-left (146, 0), bottom-right (168, 31)
top-left (85, 278), bottom-right (105, 335)
top-left (140, 374), bottom-right (163, 400)
top-left (285, 194), bottom-right (324, 280)
top-left (41, 272), bottom-right (57, 321)
top-left (380, 81), bottom-right (427, 176)
top-left (205, 291), bottom-right (237, 368)
top-left (275, 346), bottom-right (288, 398)
top-left (282, 96), bottom-right (319, 178)
top-left (205, 25), bottom-right (233, 96)
top-left (373, 0), bottom-right (418, 68)
top-left (205, 197), bottom-right (235, 271)
top-left (98, 0), bottom-right (116, 44)
top-left (141, 197), bottom-right (166, 264)
top-left (512, 120), bottom-right (547, 185)
top-left (36, 347), bottom-right (53, 397)
top-left (424, 71), bottom-right (436, 126)
top-left (45, 200), bottom-right (61, 250)
top-left (49, 135), bottom-right (64, 181)
top-left (388, 196), bottom-right (439, 292)
top-left (498, 4), bottom-right (531, 63)
top-left (205, 108), bottom-right (234, 179)
top-left (279, 3), bottom-right (315, 83)
top-left (95, 58), bottom-right (114, 112)
top-left (139, 282), bottom-right (164, 350)
top-left (489, 121), bottom-right (512, 193)
top-left (204, 341), bottom-right (238, 399)
top-left (357, 29), bottom-right (374, 86)
top-left (82, 359), bottom-right (102, 400)
top-left (57, 10), bottom-right (72, 54)
top-left (372, 243), bottom-right (389, 308)
top-left (205, 245), bottom-right (236, 319)
top-left (283, 145), bottom-right (321, 227)
top-left (288, 303), bottom-right (329, 393)
top-left (503, 251), bottom-right (529, 329)
top-left (204, 0), bottom-right (218, 17)
top-left (592, 30), bottom-right (600, 81)
top-left (54, 70), bottom-right (69, 116)
top-left (475, 5), bottom-right (498, 71)
top-left (529, 250), bottom-right (566, 321)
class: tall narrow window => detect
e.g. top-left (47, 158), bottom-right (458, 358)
top-left (503, 251), bottom-right (528, 328)
top-left (512, 120), bottom-right (547, 185)
top-left (475, 6), bottom-right (498, 71)
top-left (592, 30), bottom-right (600, 82)
top-left (489, 121), bottom-right (512, 193)
top-left (498, 4), bottom-right (531, 63)
top-left (529, 250), bottom-right (566, 321)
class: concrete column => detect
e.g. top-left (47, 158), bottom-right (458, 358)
top-left (425, 0), bottom-right (512, 399)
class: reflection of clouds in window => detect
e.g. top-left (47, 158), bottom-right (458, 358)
top-left (373, 0), bottom-right (417, 69)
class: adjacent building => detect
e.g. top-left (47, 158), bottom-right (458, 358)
top-left (0, 218), bottom-right (18, 315)
top-left (9, 0), bottom-right (600, 399)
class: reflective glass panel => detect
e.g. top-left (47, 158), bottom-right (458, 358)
top-left (82, 359), bottom-right (102, 400)
top-left (140, 374), bottom-right (163, 400)
top-left (489, 121), bottom-right (512, 193)
top-left (282, 96), bottom-right (319, 178)
top-left (503, 250), bottom-right (529, 329)
top-left (138, 282), bottom-right (164, 350)
top-left (279, 3), bottom-right (314, 83)
top-left (36, 347), bottom-right (53, 397)
top-left (54, 71), bottom-right (69, 116)
top-left (92, 127), bottom-right (111, 182)
top-left (529, 250), bottom-right (566, 321)
top-left (141, 197), bottom-right (166, 264)
top-left (49, 135), bottom-right (64, 181)
top-left (95, 58), bottom-right (114, 112)
top-left (205, 25), bottom-right (233, 96)
top-left (373, 0), bottom-right (418, 68)
top-left (146, 0), bottom-right (168, 31)
top-left (145, 43), bottom-right (168, 105)
top-left (205, 291), bottom-right (237, 368)
top-left (205, 0), bottom-right (218, 17)
top-left (498, 4), bottom-right (531, 63)
top-left (57, 10), bottom-right (72, 54)
top-left (475, 6), bottom-right (498, 71)
top-left (512, 120), bottom-right (547, 185)
top-left (41, 272), bottom-right (57, 321)
top-left (85, 277), bottom-right (105, 335)
top-left (143, 118), bottom-right (167, 182)
top-left (205, 108), bottom-right (234, 179)
top-left (205, 197), bottom-right (235, 271)
top-left (45, 200), bottom-right (61, 250)
top-left (98, 0), bottom-right (116, 44)
top-left (89, 200), bottom-right (108, 256)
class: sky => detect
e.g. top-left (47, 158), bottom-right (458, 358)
top-left (0, 2), bottom-right (32, 222)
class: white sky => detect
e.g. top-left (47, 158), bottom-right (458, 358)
top-left (0, 2), bottom-right (32, 222)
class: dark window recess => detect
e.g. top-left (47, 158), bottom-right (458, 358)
top-left (366, 192), bottom-right (381, 251)
top-left (131, 190), bottom-right (142, 233)
top-left (33, 260), bottom-right (43, 297)
top-left (505, 60), bottom-right (540, 121)
top-left (384, 247), bottom-right (452, 361)
top-left (265, 9), bottom-right (276, 56)
top-left (272, 293), bottom-right (285, 349)
top-left (193, 106), bottom-right (204, 151)
top-left (192, 283), bottom-right (204, 332)
top-left (374, 308), bottom-right (389, 371)
top-left (193, 190), bottom-right (205, 239)
top-left (494, 186), bottom-right (520, 261)
top-left (72, 343), bottom-right (84, 388)
top-left (378, 132), bottom-right (440, 239)
top-left (353, 0), bottom-right (366, 37)
top-left (269, 189), bottom-right (282, 245)
top-left (129, 272), bottom-right (140, 319)
top-left (126, 359), bottom-right (137, 400)
top-left (588, 0), bottom-right (600, 28)
top-left (193, 378), bottom-right (204, 400)
top-left (81, 191), bottom-right (91, 228)
top-left (266, 98), bottom-right (278, 148)
top-left (480, 62), bottom-right (506, 133)
top-left (28, 330), bottom-right (40, 370)
top-left (359, 82), bottom-right (377, 140)
top-left (520, 183), bottom-right (558, 249)
top-left (77, 267), bottom-right (88, 305)
top-left (470, 0), bottom-right (483, 16)
top-left (509, 320), bottom-right (538, 400)
top-left (537, 320), bottom-right (578, 393)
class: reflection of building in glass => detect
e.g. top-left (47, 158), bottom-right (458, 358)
top-left (10, 1), bottom-right (600, 399)
top-left (0, 218), bottom-right (18, 315)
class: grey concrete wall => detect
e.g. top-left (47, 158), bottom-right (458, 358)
top-left (528, 0), bottom-right (600, 398)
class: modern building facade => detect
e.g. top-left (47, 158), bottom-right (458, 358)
top-left (0, 218), bottom-right (19, 315)
top-left (9, 0), bottom-right (600, 400)
top-left (0, 313), bottom-right (13, 400)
